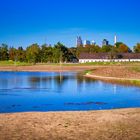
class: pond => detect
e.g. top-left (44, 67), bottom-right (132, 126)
top-left (0, 71), bottom-right (140, 113)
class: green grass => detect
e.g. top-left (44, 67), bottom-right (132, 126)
top-left (35, 62), bottom-right (137, 66)
top-left (1, 61), bottom-right (140, 67)
top-left (0, 60), bottom-right (31, 66)
top-left (83, 69), bottom-right (93, 75)
top-left (61, 62), bottom-right (140, 66)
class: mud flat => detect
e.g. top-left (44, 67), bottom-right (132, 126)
top-left (0, 108), bottom-right (140, 140)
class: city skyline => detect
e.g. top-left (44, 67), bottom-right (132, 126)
top-left (0, 0), bottom-right (140, 48)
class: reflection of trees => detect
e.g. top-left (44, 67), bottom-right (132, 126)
top-left (84, 77), bottom-right (97, 83)
top-left (28, 73), bottom-right (98, 89)
top-left (54, 75), bottom-right (68, 86)
top-left (76, 74), bottom-right (84, 84)
top-left (29, 77), bottom-right (52, 83)
top-left (28, 74), bottom-right (75, 88)
top-left (28, 76), bottom-right (53, 89)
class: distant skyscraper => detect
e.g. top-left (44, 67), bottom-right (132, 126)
top-left (84, 40), bottom-right (91, 46)
top-left (76, 36), bottom-right (83, 47)
top-left (91, 40), bottom-right (96, 45)
top-left (102, 39), bottom-right (109, 46)
top-left (114, 35), bottom-right (117, 47)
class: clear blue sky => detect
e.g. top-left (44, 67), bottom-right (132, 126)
top-left (0, 0), bottom-right (140, 48)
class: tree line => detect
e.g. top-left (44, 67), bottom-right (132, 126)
top-left (0, 42), bottom-right (140, 63)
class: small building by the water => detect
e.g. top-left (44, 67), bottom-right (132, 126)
top-left (79, 53), bottom-right (140, 63)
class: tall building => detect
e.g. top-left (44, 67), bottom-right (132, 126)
top-left (91, 40), bottom-right (96, 45)
top-left (102, 39), bottom-right (109, 46)
top-left (84, 40), bottom-right (91, 46)
top-left (76, 36), bottom-right (83, 47)
top-left (114, 35), bottom-right (117, 47)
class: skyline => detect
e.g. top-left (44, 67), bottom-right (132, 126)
top-left (0, 0), bottom-right (140, 48)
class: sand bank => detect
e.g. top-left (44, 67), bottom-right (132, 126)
top-left (0, 108), bottom-right (140, 140)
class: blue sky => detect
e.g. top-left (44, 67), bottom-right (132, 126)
top-left (0, 0), bottom-right (140, 48)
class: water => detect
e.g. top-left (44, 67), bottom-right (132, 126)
top-left (0, 71), bottom-right (140, 113)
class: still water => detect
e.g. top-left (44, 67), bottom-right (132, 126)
top-left (0, 71), bottom-right (140, 113)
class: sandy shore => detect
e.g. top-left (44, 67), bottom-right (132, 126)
top-left (88, 66), bottom-right (140, 79)
top-left (84, 66), bottom-right (140, 87)
top-left (85, 73), bottom-right (140, 81)
top-left (0, 108), bottom-right (140, 140)
top-left (0, 65), bottom-right (97, 72)
top-left (0, 65), bottom-right (134, 72)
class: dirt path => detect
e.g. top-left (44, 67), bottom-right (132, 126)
top-left (0, 108), bottom-right (140, 140)
top-left (0, 65), bottom-right (97, 72)
top-left (85, 73), bottom-right (140, 81)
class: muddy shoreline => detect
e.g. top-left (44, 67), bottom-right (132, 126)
top-left (0, 108), bottom-right (140, 140)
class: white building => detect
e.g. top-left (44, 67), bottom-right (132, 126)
top-left (79, 53), bottom-right (140, 63)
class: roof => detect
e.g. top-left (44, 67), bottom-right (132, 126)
top-left (118, 53), bottom-right (140, 59)
top-left (79, 53), bottom-right (140, 59)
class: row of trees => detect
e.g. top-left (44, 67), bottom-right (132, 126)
top-left (0, 42), bottom-right (140, 63)
top-left (0, 42), bottom-right (76, 63)
top-left (77, 42), bottom-right (133, 53)
top-left (74, 42), bottom-right (140, 57)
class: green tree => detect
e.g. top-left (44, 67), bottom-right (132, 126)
top-left (115, 42), bottom-right (131, 53)
top-left (90, 45), bottom-right (101, 53)
top-left (9, 47), bottom-right (17, 61)
top-left (134, 43), bottom-right (140, 53)
top-left (17, 47), bottom-right (26, 62)
top-left (118, 44), bottom-right (129, 53)
top-left (26, 44), bottom-right (40, 64)
top-left (0, 44), bottom-right (9, 60)
top-left (40, 44), bottom-right (53, 63)
top-left (54, 42), bottom-right (69, 63)
top-left (101, 45), bottom-right (113, 52)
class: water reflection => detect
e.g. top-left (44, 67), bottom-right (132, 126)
top-left (0, 71), bottom-right (140, 113)
top-left (28, 73), bottom-right (97, 89)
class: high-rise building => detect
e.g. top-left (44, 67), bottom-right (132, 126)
top-left (102, 39), bottom-right (109, 46)
top-left (91, 40), bottom-right (96, 45)
top-left (76, 36), bottom-right (83, 47)
top-left (84, 40), bottom-right (91, 46)
top-left (114, 35), bottom-right (117, 47)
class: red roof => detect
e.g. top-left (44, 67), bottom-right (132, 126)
top-left (79, 53), bottom-right (140, 59)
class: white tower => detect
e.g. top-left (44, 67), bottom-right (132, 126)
top-left (114, 35), bottom-right (117, 47)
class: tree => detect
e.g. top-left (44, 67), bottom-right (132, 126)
top-left (0, 44), bottom-right (9, 60)
top-left (134, 43), bottom-right (140, 53)
top-left (26, 44), bottom-right (40, 63)
top-left (118, 44), bottom-right (129, 53)
top-left (40, 44), bottom-right (53, 63)
top-left (54, 42), bottom-right (69, 63)
top-left (9, 47), bottom-right (17, 61)
top-left (17, 47), bottom-right (26, 62)
top-left (115, 42), bottom-right (131, 53)
top-left (90, 45), bottom-right (101, 53)
top-left (101, 45), bottom-right (113, 52)
top-left (115, 42), bottom-right (123, 48)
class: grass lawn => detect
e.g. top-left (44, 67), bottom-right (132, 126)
top-left (36, 61), bottom-right (140, 66)
top-left (0, 60), bottom-right (31, 66)
top-left (1, 61), bottom-right (140, 67)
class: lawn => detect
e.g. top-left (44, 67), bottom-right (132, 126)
top-left (0, 60), bottom-right (31, 66)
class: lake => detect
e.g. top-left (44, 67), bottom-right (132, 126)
top-left (0, 71), bottom-right (140, 113)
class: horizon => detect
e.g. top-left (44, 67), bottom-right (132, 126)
top-left (0, 0), bottom-right (140, 48)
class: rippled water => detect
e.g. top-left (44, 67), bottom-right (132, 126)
top-left (0, 71), bottom-right (140, 113)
